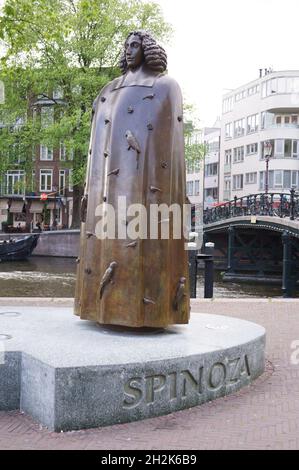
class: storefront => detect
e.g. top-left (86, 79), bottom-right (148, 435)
top-left (8, 200), bottom-right (26, 229)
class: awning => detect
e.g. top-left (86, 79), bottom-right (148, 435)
top-left (29, 201), bottom-right (44, 214)
top-left (0, 199), bottom-right (8, 210)
top-left (9, 201), bottom-right (24, 213)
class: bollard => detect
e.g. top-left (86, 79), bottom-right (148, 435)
top-left (188, 243), bottom-right (198, 298)
top-left (204, 242), bottom-right (214, 299)
top-left (282, 231), bottom-right (293, 297)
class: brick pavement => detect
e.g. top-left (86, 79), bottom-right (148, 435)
top-left (1, 298), bottom-right (299, 450)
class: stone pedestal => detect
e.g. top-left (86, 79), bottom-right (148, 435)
top-left (0, 306), bottom-right (265, 431)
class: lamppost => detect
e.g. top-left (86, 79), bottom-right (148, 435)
top-left (264, 140), bottom-right (273, 194)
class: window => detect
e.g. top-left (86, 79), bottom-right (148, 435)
top-left (270, 139), bottom-right (299, 158)
top-left (204, 188), bottom-right (218, 200)
top-left (232, 174), bottom-right (243, 190)
top-left (234, 118), bottom-right (245, 137)
top-left (248, 84), bottom-right (259, 96)
top-left (224, 178), bottom-right (231, 190)
top-left (262, 76), bottom-right (299, 97)
top-left (69, 148), bottom-right (74, 161)
top-left (233, 146), bottom-right (244, 163)
top-left (225, 149), bottom-right (232, 164)
top-left (223, 96), bottom-right (234, 113)
top-left (59, 170), bottom-right (65, 195)
top-left (225, 122), bottom-right (233, 139)
top-left (291, 171), bottom-right (298, 187)
top-left (68, 169), bottom-right (73, 191)
top-left (40, 145), bottom-right (53, 161)
top-left (260, 170), bottom-right (299, 190)
top-left (60, 142), bottom-right (66, 161)
top-left (283, 170), bottom-right (291, 189)
top-left (246, 143), bottom-right (258, 155)
top-left (40, 169), bottom-right (53, 192)
top-left (53, 87), bottom-right (63, 100)
top-left (259, 172), bottom-right (265, 190)
top-left (31, 170), bottom-right (36, 192)
top-left (284, 139), bottom-right (292, 158)
top-left (245, 172), bottom-right (257, 184)
top-left (187, 181), bottom-right (194, 196)
top-left (247, 114), bottom-right (259, 133)
top-left (5, 170), bottom-right (25, 195)
top-left (275, 114), bottom-right (298, 127)
top-left (208, 141), bottom-right (220, 153)
top-left (41, 107), bottom-right (54, 128)
top-left (205, 163), bottom-right (218, 176)
top-left (194, 180), bottom-right (200, 195)
top-left (274, 170), bottom-right (283, 188)
top-left (235, 90), bottom-right (246, 101)
top-left (223, 177), bottom-right (231, 200)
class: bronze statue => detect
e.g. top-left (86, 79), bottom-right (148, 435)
top-left (74, 31), bottom-right (190, 328)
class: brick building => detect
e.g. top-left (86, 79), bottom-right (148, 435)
top-left (0, 89), bottom-right (74, 232)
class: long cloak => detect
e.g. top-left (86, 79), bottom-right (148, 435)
top-left (74, 67), bottom-right (190, 328)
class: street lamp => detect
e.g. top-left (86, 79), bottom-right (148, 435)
top-left (263, 140), bottom-right (273, 194)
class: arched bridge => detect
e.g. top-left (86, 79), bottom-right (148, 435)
top-left (203, 191), bottom-right (299, 297)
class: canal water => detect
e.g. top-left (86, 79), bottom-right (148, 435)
top-left (0, 256), bottom-right (286, 298)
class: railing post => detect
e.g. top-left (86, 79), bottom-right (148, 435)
top-left (227, 225), bottom-right (235, 273)
top-left (290, 188), bottom-right (295, 221)
top-left (280, 193), bottom-right (284, 218)
top-left (253, 194), bottom-right (257, 215)
top-left (282, 230), bottom-right (293, 297)
top-left (233, 195), bottom-right (237, 216)
top-left (228, 201), bottom-right (232, 218)
top-left (204, 242), bottom-right (214, 299)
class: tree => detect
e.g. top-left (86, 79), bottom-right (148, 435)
top-left (183, 103), bottom-right (207, 170)
top-left (0, 0), bottom-right (172, 227)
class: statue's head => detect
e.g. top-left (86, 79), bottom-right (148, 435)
top-left (119, 30), bottom-right (167, 74)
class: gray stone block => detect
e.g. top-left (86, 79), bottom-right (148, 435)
top-left (0, 352), bottom-right (20, 410)
top-left (0, 306), bottom-right (266, 431)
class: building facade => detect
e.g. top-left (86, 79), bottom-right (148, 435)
top-left (0, 91), bottom-right (74, 232)
top-left (202, 122), bottom-right (221, 209)
top-left (219, 70), bottom-right (299, 202)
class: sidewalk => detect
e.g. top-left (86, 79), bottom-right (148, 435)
top-left (1, 298), bottom-right (299, 450)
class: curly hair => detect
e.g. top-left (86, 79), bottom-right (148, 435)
top-left (119, 30), bottom-right (167, 74)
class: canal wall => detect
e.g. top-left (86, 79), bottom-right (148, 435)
top-left (33, 230), bottom-right (80, 257)
top-left (0, 230), bottom-right (80, 257)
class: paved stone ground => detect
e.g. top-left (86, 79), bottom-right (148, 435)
top-left (1, 298), bottom-right (299, 450)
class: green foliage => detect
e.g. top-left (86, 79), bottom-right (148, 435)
top-left (183, 102), bottom-right (206, 168)
top-left (0, 0), bottom-right (172, 187)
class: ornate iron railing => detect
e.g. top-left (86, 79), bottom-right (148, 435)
top-left (203, 190), bottom-right (299, 225)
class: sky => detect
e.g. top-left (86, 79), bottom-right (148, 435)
top-left (1, 0), bottom-right (299, 126)
top-left (154, 0), bottom-right (299, 126)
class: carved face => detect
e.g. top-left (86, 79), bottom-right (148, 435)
top-left (125, 34), bottom-right (144, 69)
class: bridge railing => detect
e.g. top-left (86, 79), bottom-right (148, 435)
top-left (203, 190), bottom-right (299, 225)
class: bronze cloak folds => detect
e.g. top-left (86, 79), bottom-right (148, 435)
top-left (74, 69), bottom-right (190, 328)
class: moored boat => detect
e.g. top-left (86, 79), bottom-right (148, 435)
top-left (0, 234), bottom-right (39, 262)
